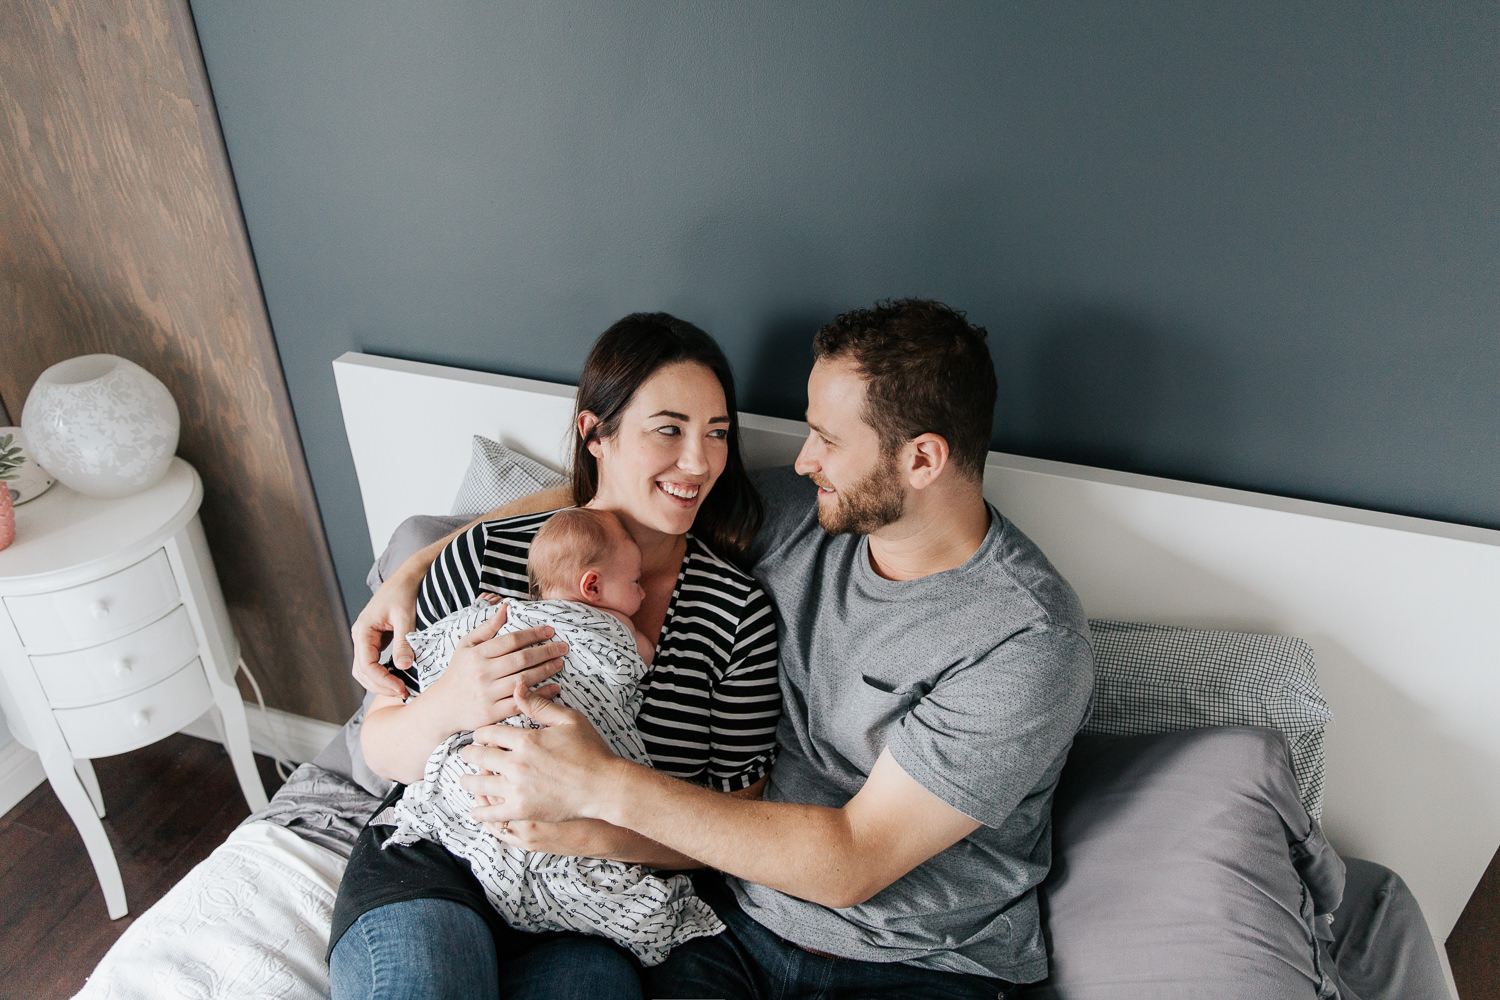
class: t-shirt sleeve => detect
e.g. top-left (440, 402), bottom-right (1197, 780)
top-left (415, 521), bottom-right (489, 629)
top-left (705, 582), bottom-right (783, 792)
top-left (888, 624), bottom-right (1094, 827)
top-left (747, 466), bottom-right (817, 566)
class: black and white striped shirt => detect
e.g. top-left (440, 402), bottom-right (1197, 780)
top-left (415, 510), bottom-right (781, 791)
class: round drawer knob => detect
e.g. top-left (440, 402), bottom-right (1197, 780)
top-left (132, 709), bottom-right (151, 728)
top-left (113, 659), bottom-right (133, 676)
top-left (90, 600), bottom-right (111, 620)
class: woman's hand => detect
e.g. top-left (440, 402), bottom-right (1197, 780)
top-left (350, 569), bottom-right (423, 698)
top-left (360, 607), bottom-right (568, 783)
top-left (417, 604), bottom-right (569, 734)
top-left (486, 818), bottom-right (630, 858)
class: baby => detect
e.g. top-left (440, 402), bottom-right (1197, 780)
top-left (379, 507), bottom-right (722, 965)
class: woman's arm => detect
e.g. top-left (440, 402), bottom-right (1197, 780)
top-left (361, 605), bottom-right (571, 782)
top-left (350, 534), bottom-right (454, 698)
top-left (350, 484), bottom-right (575, 696)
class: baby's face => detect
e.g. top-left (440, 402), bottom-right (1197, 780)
top-left (590, 541), bottom-right (647, 618)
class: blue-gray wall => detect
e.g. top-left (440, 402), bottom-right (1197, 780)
top-left (189, 1), bottom-right (1499, 621)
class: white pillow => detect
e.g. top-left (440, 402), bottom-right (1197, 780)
top-left (449, 435), bottom-right (566, 516)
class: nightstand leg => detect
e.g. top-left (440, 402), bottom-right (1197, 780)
top-left (41, 745), bottom-right (127, 919)
top-left (212, 663), bottom-right (268, 812)
top-left (74, 758), bottom-right (106, 818)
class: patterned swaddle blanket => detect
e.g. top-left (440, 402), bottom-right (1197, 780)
top-left (380, 598), bottom-right (723, 965)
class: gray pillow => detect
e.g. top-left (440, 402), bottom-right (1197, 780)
top-left (1023, 726), bottom-right (1345, 1000)
top-left (449, 434), bottom-right (566, 516)
top-left (365, 513), bottom-right (471, 592)
top-left (1083, 619), bottom-right (1333, 819)
top-left (1321, 857), bottom-right (1448, 1000)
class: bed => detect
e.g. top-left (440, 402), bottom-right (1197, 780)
top-left (72, 350), bottom-right (1498, 999)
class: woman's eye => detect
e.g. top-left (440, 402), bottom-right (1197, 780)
top-left (708, 429), bottom-right (728, 440)
top-left (656, 425), bottom-right (681, 436)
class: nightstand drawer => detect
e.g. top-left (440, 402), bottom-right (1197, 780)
top-left (53, 659), bottom-right (214, 759)
top-left (4, 550), bottom-right (180, 652)
top-left (30, 606), bottom-right (200, 708)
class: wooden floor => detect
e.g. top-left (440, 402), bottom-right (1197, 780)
top-left (0, 734), bottom-right (285, 999)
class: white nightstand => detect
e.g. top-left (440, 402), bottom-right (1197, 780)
top-left (0, 457), bottom-right (267, 919)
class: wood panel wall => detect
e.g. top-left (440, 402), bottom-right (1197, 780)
top-left (1449, 848), bottom-right (1499, 999)
top-left (0, 0), bottom-right (356, 723)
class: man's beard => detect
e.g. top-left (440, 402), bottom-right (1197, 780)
top-left (815, 453), bottom-right (905, 536)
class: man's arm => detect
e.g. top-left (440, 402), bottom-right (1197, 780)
top-left (464, 689), bottom-right (980, 909)
top-left (494, 777), bottom-right (767, 871)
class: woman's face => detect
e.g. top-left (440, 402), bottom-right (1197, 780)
top-left (583, 361), bottom-right (731, 541)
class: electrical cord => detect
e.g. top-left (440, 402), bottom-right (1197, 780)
top-left (235, 656), bottom-right (298, 781)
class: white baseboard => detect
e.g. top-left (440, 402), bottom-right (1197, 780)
top-left (180, 701), bottom-right (343, 766)
top-left (0, 702), bottom-right (340, 821)
top-left (0, 738), bottom-right (46, 818)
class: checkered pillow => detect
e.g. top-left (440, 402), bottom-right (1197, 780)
top-left (449, 435), bottom-right (566, 516)
top-left (1083, 620), bottom-right (1333, 819)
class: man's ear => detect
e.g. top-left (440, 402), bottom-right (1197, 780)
top-left (906, 433), bottom-right (950, 490)
top-left (578, 411), bottom-right (604, 459)
top-left (579, 569), bottom-right (601, 600)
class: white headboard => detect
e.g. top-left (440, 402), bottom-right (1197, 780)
top-left (335, 350), bottom-right (1499, 965)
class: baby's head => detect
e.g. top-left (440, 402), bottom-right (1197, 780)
top-left (527, 507), bottom-right (645, 618)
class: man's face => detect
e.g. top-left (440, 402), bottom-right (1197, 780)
top-left (795, 357), bottom-right (906, 536)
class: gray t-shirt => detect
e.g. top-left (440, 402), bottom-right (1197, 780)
top-left (731, 466), bottom-right (1094, 984)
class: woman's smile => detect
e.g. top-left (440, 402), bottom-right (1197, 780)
top-left (657, 480), bottom-right (701, 502)
top-left (586, 360), bottom-right (730, 540)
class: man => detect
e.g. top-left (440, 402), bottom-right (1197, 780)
top-left (465, 299), bottom-right (1094, 998)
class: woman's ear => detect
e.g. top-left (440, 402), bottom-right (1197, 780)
top-left (578, 411), bottom-right (604, 459)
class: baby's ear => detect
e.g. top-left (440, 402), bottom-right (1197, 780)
top-left (579, 569), bottom-right (600, 599)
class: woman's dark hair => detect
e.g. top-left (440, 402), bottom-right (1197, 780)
top-left (572, 312), bottom-right (762, 563)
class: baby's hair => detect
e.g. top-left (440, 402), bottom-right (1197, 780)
top-left (527, 507), bottom-right (626, 599)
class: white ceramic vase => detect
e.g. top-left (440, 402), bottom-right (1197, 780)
top-left (21, 354), bottom-right (180, 498)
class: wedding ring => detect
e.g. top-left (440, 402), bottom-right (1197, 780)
top-left (499, 820), bottom-right (510, 835)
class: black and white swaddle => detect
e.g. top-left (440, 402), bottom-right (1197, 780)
top-left (379, 598), bottom-right (724, 965)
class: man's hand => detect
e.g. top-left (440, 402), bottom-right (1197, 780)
top-left (467, 699), bottom-right (982, 909)
top-left (461, 686), bottom-right (983, 910)
top-left (460, 682), bottom-right (627, 825)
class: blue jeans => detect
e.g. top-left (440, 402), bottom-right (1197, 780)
top-left (645, 875), bottom-right (1015, 1000)
top-left (329, 898), bottom-right (644, 1000)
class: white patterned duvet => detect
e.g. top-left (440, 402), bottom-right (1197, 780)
top-left (73, 821), bottom-right (345, 1000)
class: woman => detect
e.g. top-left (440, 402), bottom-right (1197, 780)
top-left (329, 313), bottom-right (779, 1000)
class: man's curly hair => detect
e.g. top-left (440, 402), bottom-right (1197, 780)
top-left (812, 299), bottom-right (996, 481)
